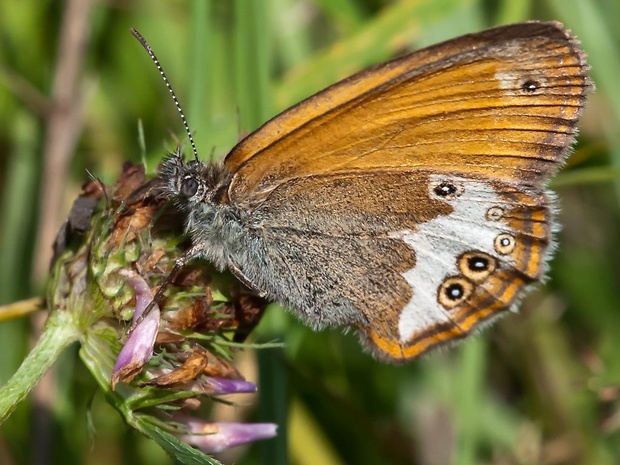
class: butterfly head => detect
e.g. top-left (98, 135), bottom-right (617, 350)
top-left (157, 149), bottom-right (227, 208)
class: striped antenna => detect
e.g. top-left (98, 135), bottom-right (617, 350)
top-left (130, 28), bottom-right (199, 161)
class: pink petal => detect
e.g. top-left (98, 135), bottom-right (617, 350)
top-left (111, 270), bottom-right (160, 387)
top-left (176, 414), bottom-right (277, 453)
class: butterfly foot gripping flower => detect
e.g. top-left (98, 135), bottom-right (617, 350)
top-left (1, 162), bottom-right (275, 465)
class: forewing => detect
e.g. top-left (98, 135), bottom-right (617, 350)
top-left (224, 22), bottom-right (590, 206)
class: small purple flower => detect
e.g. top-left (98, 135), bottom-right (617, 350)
top-left (161, 375), bottom-right (257, 395)
top-left (200, 377), bottom-right (258, 396)
top-left (139, 367), bottom-right (258, 395)
top-left (111, 270), bottom-right (160, 387)
top-left (175, 414), bottom-right (277, 453)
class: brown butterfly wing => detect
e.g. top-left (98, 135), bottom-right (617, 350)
top-left (224, 22), bottom-right (590, 202)
top-left (220, 22), bottom-right (590, 361)
top-left (242, 170), bottom-right (553, 361)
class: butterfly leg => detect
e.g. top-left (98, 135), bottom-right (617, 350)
top-left (227, 260), bottom-right (267, 298)
top-left (129, 244), bottom-right (267, 334)
top-left (127, 245), bottom-right (202, 332)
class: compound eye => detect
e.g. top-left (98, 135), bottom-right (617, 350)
top-left (180, 177), bottom-right (199, 198)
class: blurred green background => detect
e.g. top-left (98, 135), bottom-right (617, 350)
top-left (0, 0), bottom-right (618, 464)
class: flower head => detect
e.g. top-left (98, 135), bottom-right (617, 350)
top-left (49, 161), bottom-right (275, 462)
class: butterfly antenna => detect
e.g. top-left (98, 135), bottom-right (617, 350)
top-left (130, 28), bottom-right (199, 162)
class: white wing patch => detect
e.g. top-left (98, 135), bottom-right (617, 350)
top-left (390, 174), bottom-right (512, 343)
top-left (494, 68), bottom-right (547, 94)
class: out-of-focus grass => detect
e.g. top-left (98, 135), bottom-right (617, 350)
top-left (0, 1), bottom-right (618, 464)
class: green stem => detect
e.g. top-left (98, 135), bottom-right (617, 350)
top-left (455, 338), bottom-right (487, 465)
top-left (0, 310), bottom-right (81, 423)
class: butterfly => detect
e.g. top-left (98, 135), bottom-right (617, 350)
top-left (134, 21), bottom-right (591, 362)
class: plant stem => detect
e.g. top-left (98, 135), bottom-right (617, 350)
top-left (0, 310), bottom-right (81, 423)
